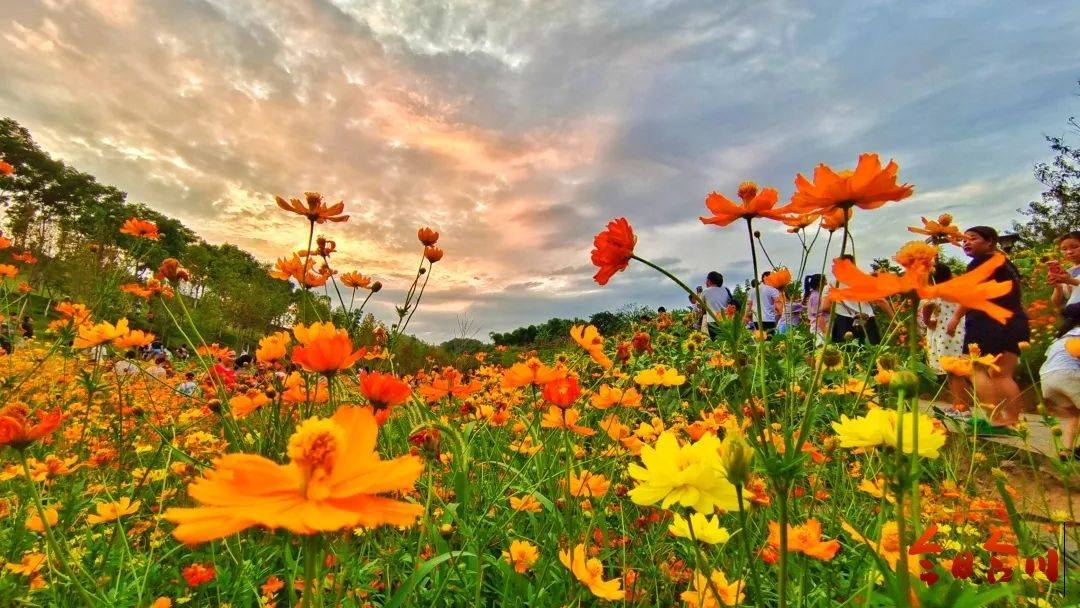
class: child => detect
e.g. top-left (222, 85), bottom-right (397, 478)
top-left (1041, 303), bottom-right (1080, 458)
top-left (919, 263), bottom-right (968, 410)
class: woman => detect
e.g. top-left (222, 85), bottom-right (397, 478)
top-left (946, 226), bottom-right (1029, 427)
top-left (1049, 231), bottom-right (1080, 310)
top-left (1041, 303), bottom-right (1080, 457)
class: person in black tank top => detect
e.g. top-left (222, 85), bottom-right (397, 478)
top-left (945, 226), bottom-right (1028, 427)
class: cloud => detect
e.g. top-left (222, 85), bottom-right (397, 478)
top-left (1, 0), bottom-right (1076, 341)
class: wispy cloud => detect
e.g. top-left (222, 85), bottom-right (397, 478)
top-left (1, 0), bottom-right (1077, 341)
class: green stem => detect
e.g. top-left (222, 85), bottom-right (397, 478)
top-left (736, 484), bottom-right (763, 603)
top-left (19, 453), bottom-right (98, 606)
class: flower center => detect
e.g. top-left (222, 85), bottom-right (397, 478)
top-left (287, 417), bottom-right (344, 498)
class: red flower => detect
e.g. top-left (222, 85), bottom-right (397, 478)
top-left (417, 227), bottom-right (439, 246)
top-left (424, 246), bottom-right (444, 263)
top-left (358, 371), bottom-right (413, 411)
top-left (182, 563), bottom-right (216, 587)
top-left (591, 218), bottom-right (636, 285)
top-left (542, 376), bottom-right (582, 409)
top-left (631, 332), bottom-right (653, 354)
top-left (0, 406), bottom-right (62, 449)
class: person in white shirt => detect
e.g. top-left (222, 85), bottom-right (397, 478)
top-left (699, 271), bottom-right (732, 338)
top-left (743, 272), bottom-right (781, 333)
top-left (1041, 303), bottom-right (1080, 457)
top-left (824, 255), bottom-right (894, 344)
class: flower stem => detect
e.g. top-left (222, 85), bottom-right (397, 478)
top-left (19, 452), bottom-right (98, 606)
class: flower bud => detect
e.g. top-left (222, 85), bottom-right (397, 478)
top-left (888, 370), bottom-right (919, 393)
top-left (720, 430), bottom-right (754, 488)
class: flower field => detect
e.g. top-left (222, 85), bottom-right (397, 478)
top-left (1, 152), bottom-right (1078, 608)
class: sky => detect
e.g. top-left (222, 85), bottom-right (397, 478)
top-left (2, 1), bottom-right (1078, 342)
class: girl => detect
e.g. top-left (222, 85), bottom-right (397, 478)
top-left (1041, 303), bottom-right (1080, 457)
top-left (946, 226), bottom-right (1029, 427)
top-left (920, 263), bottom-right (968, 409)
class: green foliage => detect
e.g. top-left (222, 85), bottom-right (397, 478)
top-left (1013, 103), bottom-right (1080, 245)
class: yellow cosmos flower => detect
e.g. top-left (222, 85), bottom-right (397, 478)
top-left (627, 431), bottom-right (740, 513)
top-left (831, 408), bottom-right (946, 458)
top-left (668, 513), bottom-right (731, 545)
top-left (681, 568), bottom-right (745, 607)
top-left (74, 318), bottom-right (130, 349)
top-left (634, 365), bottom-right (686, 387)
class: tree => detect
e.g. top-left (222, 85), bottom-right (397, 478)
top-left (1013, 91), bottom-right (1080, 245)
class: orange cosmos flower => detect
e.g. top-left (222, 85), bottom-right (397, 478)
top-left (0, 405), bottom-right (63, 450)
top-left (510, 494), bottom-right (543, 512)
top-left (340, 271), bottom-right (372, 289)
top-left (417, 227), bottom-right (439, 246)
top-left (893, 241), bottom-right (939, 273)
top-left (0, 235), bottom-right (11, 249)
top-left (358, 371), bottom-right (412, 411)
top-left (275, 192), bottom-right (348, 224)
top-left (0, 264), bottom-right (17, 278)
top-left (0, 159), bottom-right (14, 175)
top-left (939, 344), bottom-right (1000, 377)
top-left (789, 153), bottom-right (913, 214)
top-left (782, 213), bottom-right (820, 233)
top-left (113, 328), bottom-right (155, 349)
top-left (291, 322), bottom-right (366, 376)
top-left (270, 254), bottom-right (327, 288)
top-left (119, 218), bottom-right (160, 240)
top-left (841, 520), bottom-right (919, 576)
top-left (424, 246), bottom-right (443, 263)
top-left (767, 518), bottom-right (840, 560)
top-left (819, 207), bottom-right (853, 232)
top-left (1066, 338), bottom-right (1080, 359)
top-left (11, 250), bottom-right (37, 264)
top-left (567, 470), bottom-right (611, 497)
top-left (570, 324), bottom-right (613, 369)
top-left (230, 390), bottom-right (271, 417)
top-left (908, 213), bottom-right (963, 245)
top-left (829, 252), bottom-right (1014, 323)
top-left (504, 540), bottom-right (539, 573)
top-left (591, 218), bottom-right (636, 286)
top-left (282, 372), bottom-right (329, 404)
top-left (542, 376), bottom-right (582, 408)
top-left (502, 358), bottom-right (566, 388)
top-left (590, 384), bottom-right (642, 409)
top-left (256, 331), bottom-right (290, 363)
top-left (700, 181), bottom-right (786, 227)
top-left (54, 301), bottom-right (91, 325)
top-left (418, 367), bottom-right (481, 401)
top-left (86, 497), bottom-right (140, 525)
top-left (26, 507), bottom-right (58, 533)
top-left (74, 318), bottom-right (129, 348)
top-left (163, 406), bottom-right (422, 543)
top-left (763, 267), bottom-right (792, 289)
top-left (559, 544), bottom-right (624, 601)
top-left (540, 406), bottom-right (595, 436)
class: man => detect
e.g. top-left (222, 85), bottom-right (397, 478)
top-left (700, 271), bottom-right (732, 339)
top-left (743, 272), bottom-right (781, 333)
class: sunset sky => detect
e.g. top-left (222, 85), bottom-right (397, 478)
top-left (2, 1), bottom-right (1078, 341)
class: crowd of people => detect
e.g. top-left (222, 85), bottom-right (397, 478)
top-left (685, 226), bottom-right (1080, 455)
